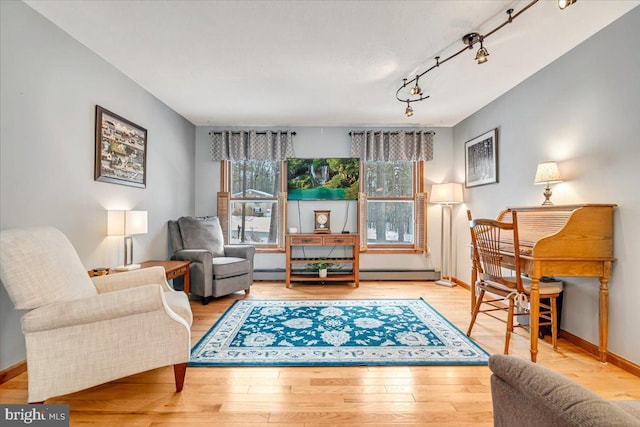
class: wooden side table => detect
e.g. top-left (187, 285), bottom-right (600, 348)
top-left (139, 260), bottom-right (191, 295)
top-left (89, 260), bottom-right (191, 295)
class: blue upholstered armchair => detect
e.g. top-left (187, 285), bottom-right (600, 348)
top-left (168, 216), bottom-right (255, 305)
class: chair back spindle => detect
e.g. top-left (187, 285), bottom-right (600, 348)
top-left (469, 211), bottom-right (523, 293)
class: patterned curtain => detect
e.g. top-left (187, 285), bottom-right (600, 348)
top-left (350, 130), bottom-right (434, 161)
top-left (209, 130), bottom-right (295, 161)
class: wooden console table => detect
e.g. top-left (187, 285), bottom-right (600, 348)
top-left (285, 233), bottom-right (359, 288)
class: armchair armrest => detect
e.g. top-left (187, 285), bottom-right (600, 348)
top-left (172, 249), bottom-right (213, 264)
top-left (488, 354), bottom-right (640, 426)
top-left (91, 266), bottom-right (171, 294)
top-left (22, 284), bottom-right (177, 332)
top-left (224, 245), bottom-right (256, 260)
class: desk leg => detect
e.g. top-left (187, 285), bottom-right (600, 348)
top-left (599, 263), bottom-right (611, 363)
top-left (529, 276), bottom-right (540, 363)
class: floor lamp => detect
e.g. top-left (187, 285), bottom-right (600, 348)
top-left (430, 183), bottom-right (464, 287)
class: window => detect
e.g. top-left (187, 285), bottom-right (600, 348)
top-left (363, 160), bottom-right (423, 249)
top-left (226, 160), bottom-right (282, 247)
top-left (220, 159), bottom-right (424, 253)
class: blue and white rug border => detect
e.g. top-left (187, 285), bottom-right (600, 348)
top-left (189, 298), bottom-right (490, 367)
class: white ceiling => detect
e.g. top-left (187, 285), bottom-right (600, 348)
top-left (25, 0), bottom-right (639, 127)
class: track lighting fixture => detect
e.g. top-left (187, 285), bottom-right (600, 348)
top-left (558, 0), bottom-right (577, 10)
top-left (475, 37), bottom-right (489, 64)
top-left (396, 0), bottom-right (575, 117)
top-left (411, 76), bottom-right (422, 96)
top-left (405, 101), bottom-right (414, 117)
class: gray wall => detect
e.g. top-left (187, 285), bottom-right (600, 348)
top-left (0, 1), bottom-right (196, 370)
top-left (194, 126), bottom-right (455, 272)
top-left (452, 6), bottom-right (640, 364)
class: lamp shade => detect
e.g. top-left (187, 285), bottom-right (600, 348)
top-left (430, 183), bottom-right (464, 204)
top-left (534, 161), bottom-right (563, 184)
top-left (107, 210), bottom-right (148, 236)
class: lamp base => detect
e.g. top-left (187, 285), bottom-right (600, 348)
top-left (435, 279), bottom-right (457, 288)
top-left (541, 185), bottom-right (554, 205)
top-left (115, 264), bottom-right (141, 271)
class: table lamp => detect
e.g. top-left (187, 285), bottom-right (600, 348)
top-left (107, 210), bottom-right (148, 271)
top-left (534, 161), bottom-right (563, 205)
top-left (430, 183), bottom-right (464, 287)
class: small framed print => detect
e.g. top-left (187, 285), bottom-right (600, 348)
top-left (465, 128), bottom-right (498, 188)
top-left (94, 105), bottom-right (147, 188)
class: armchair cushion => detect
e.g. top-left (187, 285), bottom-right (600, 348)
top-left (177, 216), bottom-right (224, 257)
top-left (0, 227), bottom-right (97, 310)
top-left (212, 257), bottom-right (251, 279)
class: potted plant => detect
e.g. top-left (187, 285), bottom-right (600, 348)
top-left (311, 258), bottom-right (333, 278)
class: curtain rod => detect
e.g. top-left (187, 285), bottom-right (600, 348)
top-left (209, 131), bottom-right (296, 136)
top-left (348, 130), bottom-right (435, 136)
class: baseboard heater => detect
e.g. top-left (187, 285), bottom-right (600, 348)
top-left (254, 269), bottom-right (440, 282)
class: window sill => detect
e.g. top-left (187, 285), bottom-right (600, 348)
top-left (254, 247), bottom-right (284, 254)
top-left (363, 247), bottom-right (424, 254)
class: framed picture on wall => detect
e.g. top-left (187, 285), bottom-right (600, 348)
top-left (94, 105), bottom-right (147, 188)
top-left (465, 128), bottom-right (497, 188)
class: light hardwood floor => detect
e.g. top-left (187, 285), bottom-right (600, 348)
top-left (1, 281), bottom-right (639, 426)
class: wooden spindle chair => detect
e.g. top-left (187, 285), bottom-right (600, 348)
top-left (466, 210), bottom-right (563, 356)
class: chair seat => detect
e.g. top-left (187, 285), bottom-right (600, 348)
top-left (212, 257), bottom-right (250, 279)
top-left (483, 276), bottom-right (564, 295)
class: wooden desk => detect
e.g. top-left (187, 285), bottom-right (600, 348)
top-left (139, 260), bottom-right (191, 296)
top-left (285, 233), bottom-right (359, 288)
top-left (471, 204), bottom-right (616, 362)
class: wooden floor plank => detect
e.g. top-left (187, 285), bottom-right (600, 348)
top-left (1, 281), bottom-right (639, 426)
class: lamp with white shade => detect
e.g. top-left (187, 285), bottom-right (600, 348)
top-left (107, 210), bottom-right (148, 271)
top-left (534, 161), bottom-right (563, 205)
top-left (430, 183), bottom-right (464, 287)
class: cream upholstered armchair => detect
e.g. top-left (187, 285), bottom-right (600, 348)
top-left (0, 226), bottom-right (192, 403)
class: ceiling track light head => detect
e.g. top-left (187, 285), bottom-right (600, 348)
top-left (475, 36), bottom-right (489, 64)
top-left (405, 101), bottom-right (414, 117)
top-left (558, 0), bottom-right (577, 10)
top-left (410, 75), bottom-right (422, 95)
top-left (476, 46), bottom-right (489, 64)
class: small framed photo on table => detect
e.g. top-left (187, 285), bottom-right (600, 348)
top-left (465, 128), bottom-right (497, 188)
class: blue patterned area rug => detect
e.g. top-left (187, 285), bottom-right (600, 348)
top-left (189, 299), bottom-right (489, 367)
